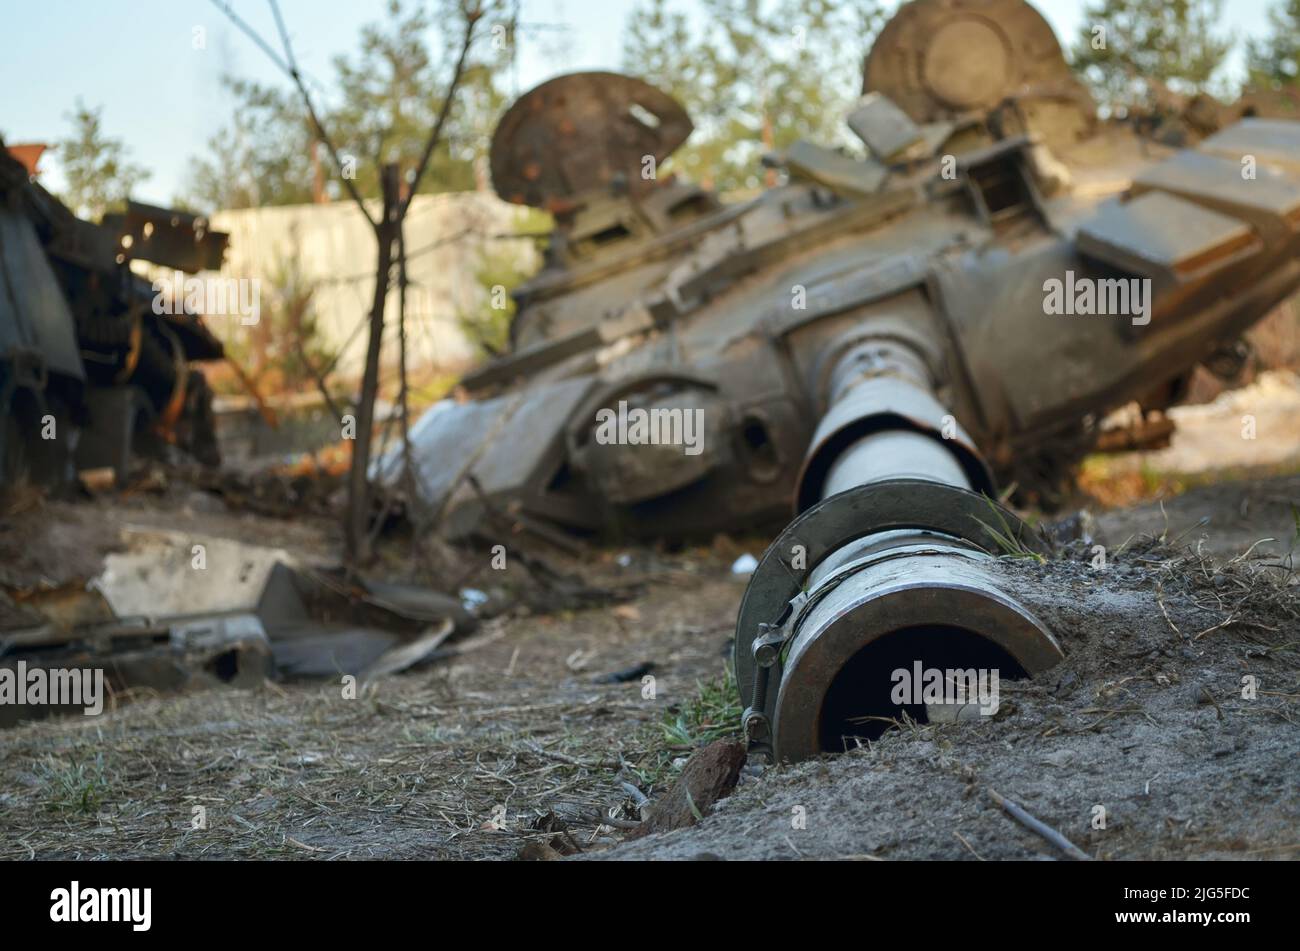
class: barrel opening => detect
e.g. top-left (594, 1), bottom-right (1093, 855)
top-left (817, 624), bottom-right (1027, 753)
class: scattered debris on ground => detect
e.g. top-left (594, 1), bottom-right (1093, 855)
top-left (1, 470), bottom-right (1296, 859)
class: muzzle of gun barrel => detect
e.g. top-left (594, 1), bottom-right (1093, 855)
top-left (735, 337), bottom-right (1062, 762)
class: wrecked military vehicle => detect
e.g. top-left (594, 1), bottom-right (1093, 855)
top-left (0, 140), bottom-right (252, 723)
top-left (387, 0), bottom-right (1300, 762)
top-left (0, 142), bottom-right (227, 490)
top-left (391, 0), bottom-right (1300, 542)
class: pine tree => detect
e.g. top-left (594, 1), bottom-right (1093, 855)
top-left (1069, 0), bottom-right (1233, 109)
top-left (1247, 0), bottom-right (1300, 87)
top-left (185, 0), bottom-right (506, 211)
top-left (623, 0), bottom-right (885, 194)
top-left (56, 101), bottom-right (150, 220)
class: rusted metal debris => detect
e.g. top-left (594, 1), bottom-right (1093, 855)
top-left (489, 71), bottom-right (694, 211)
top-left (0, 531), bottom-right (476, 726)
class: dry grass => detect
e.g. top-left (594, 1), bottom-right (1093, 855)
top-left (0, 555), bottom-right (746, 860)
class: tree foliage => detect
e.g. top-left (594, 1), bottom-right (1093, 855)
top-left (186, 77), bottom-right (316, 210)
top-left (55, 101), bottom-right (151, 220)
top-left (458, 206), bottom-right (550, 357)
top-left (186, 0), bottom-right (507, 211)
top-left (1069, 0), bottom-right (1233, 108)
top-left (623, 0), bottom-right (885, 193)
top-left (1247, 0), bottom-right (1300, 87)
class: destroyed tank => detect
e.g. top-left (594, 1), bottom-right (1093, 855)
top-left (386, 0), bottom-right (1300, 762)
top-left (0, 145), bottom-right (228, 489)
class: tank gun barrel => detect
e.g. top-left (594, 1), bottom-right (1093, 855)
top-left (735, 332), bottom-right (1063, 762)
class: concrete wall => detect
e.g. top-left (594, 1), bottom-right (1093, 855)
top-left (197, 192), bottom-right (534, 379)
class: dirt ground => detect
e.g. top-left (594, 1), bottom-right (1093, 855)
top-left (608, 523), bottom-right (1300, 860)
top-left (1, 456), bottom-right (1298, 860)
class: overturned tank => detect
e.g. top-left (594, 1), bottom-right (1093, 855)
top-left (385, 0), bottom-right (1300, 761)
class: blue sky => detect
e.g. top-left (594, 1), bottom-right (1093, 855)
top-left (0, 0), bottom-right (1280, 205)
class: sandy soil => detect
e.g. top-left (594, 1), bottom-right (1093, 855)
top-left (604, 530), bottom-right (1299, 860)
top-left (1091, 473), bottom-right (1300, 560)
